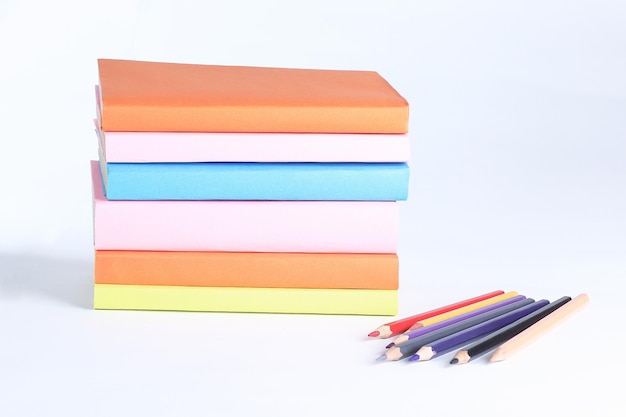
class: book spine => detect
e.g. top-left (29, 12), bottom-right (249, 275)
top-left (95, 251), bottom-right (399, 289)
top-left (101, 105), bottom-right (409, 134)
top-left (94, 284), bottom-right (399, 315)
top-left (103, 161), bottom-right (410, 201)
top-left (94, 200), bottom-right (399, 252)
top-left (102, 131), bottom-right (411, 163)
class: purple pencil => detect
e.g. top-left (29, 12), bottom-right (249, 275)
top-left (376, 298), bottom-right (534, 361)
top-left (387, 295), bottom-right (527, 348)
top-left (409, 299), bottom-right (550, 362)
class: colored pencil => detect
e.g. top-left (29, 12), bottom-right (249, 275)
top-left (490, 293), bottom-right (589, 362)
top-left (404, 291), bottom-right (520, 332)
top-left (409, 299), bottom-right (550, 362)
top-left (387, 295), bottom-right (527, 348)
top-left (367, 290), bottom-right (505, 338)
top-left (376, 298), bottom-right (534, 361)
top-left (450, 296), bottom-right (572, 364)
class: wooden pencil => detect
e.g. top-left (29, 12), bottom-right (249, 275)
top-left (490, 293), bottom-right (590, 362)
top-left (450, 296), bottom-right (572, 364)
top-left (388, 295), bottom-right (526, 348)
top-left (404, 291), bottom-right (519, 333)
top-left (367, 290), bottom-right (505, 338)
top-left (409, 300), bottom-right (549, 362)
top-left (376, 298), bottom-right (534, 361)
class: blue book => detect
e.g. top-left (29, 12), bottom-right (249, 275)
top-left (99, 161), bottom-right (410, 201)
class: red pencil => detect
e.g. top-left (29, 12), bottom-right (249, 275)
top-left (367, 290), bottom-right (505, 338)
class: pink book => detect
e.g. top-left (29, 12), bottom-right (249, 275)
top-left (91, 161), bottom-right (398, 253)
top-left (98, 127), bottom-right (410, 163)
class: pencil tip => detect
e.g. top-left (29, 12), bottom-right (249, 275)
top-left (408, 354), bottom-right (419, 361)
top-left (368, 331), bottom-right (380, 338)
top-left (450, 358), bottom-right (459, 365)
top-left (376, 355), bottom-right (387, 361)
top-left (385, 342), bottom-right (395, 349)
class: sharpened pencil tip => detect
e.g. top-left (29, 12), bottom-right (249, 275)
top-left (368, 331), bottom-right (380, 337)
top-left (385, 342), bottom-right (395, 349)
top-left (376, 354), bottom-right (387, 361)
top-left (408, 354), bottom-right (419, 361)
top-left (450, 358), bottom-right (459, 365)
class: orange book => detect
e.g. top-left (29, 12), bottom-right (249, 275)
top-left (94, 250), bottom-right (398, 290)
top-left (97, 59), bottom-right (409, 133)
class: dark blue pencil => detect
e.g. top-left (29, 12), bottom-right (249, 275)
top-left (387, 295), bottom-right (527, 348)
top-left (376, 297), bottom-right (534, 361)
top-left (409, 299), bottom-right (550, 361)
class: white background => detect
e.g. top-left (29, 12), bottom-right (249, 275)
top-left (1, 1), bottom-right (625, 416)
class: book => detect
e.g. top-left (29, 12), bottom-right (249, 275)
top-left (95, 121), bottom-right (411, 163)
top-left (95, 250), bottom-right (399, 290)
top-left (97, 59), bottom-right (409, 133)
top-left (90, 161), bottom-right (399, 252)
top-left (93, 284), bottom-right (398, 315)
top-left (98, 151), bottom-right (410, 201)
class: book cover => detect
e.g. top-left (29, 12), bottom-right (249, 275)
top-left (91, 161), bottom-right (399, 252)
top-left (99, 157), bottom-right (410, 201)
top-left (95, 250), bottom-right (399, 290)
top-left (97, 59), bottom-right (409, 133)
top-left (94, 284), bottom-right (398, 315)
top-left (96, 121), bottom-right (411, 163)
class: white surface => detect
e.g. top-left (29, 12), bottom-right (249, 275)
top-left (1, 1), bottom-right (625, 416)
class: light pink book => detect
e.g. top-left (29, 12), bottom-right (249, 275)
top-left (91, 161), bottom-right (398, 253)
top-left (99, 127), bottom-right (410, 162)
top-left (95, 127), bottom-right (410, 164)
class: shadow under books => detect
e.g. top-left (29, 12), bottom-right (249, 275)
top-left (0, 253), bottom-right (93, 309)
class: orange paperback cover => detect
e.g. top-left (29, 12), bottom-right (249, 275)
top-left (95, 250), bottom-right (399, 290)
top-left (97, 59), bottom-right (409, 133)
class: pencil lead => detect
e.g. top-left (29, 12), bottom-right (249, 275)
top-left (385, 342), bottom-right (395, 349)
top-left (452, 351), bottom-right (470, 365)
top-left (368, 330), bottom-right (381, 338)
top-left (376, 354), bottom-right (387, 361)
top-left (408, 354), bottom-right (420, 361)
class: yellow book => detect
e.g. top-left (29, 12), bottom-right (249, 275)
top-left (94, 284), bottom-right (398, 316)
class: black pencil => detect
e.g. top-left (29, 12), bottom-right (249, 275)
top-left (450, 295), bottom-right (572, 365)
top-left (377, 298), bottom-right (534, 361)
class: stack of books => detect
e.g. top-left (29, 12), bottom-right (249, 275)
top-left (91, 59), bottom-right (410, 315)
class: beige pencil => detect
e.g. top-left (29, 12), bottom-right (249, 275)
top-left (490, 293), bottom-right (589, 362)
